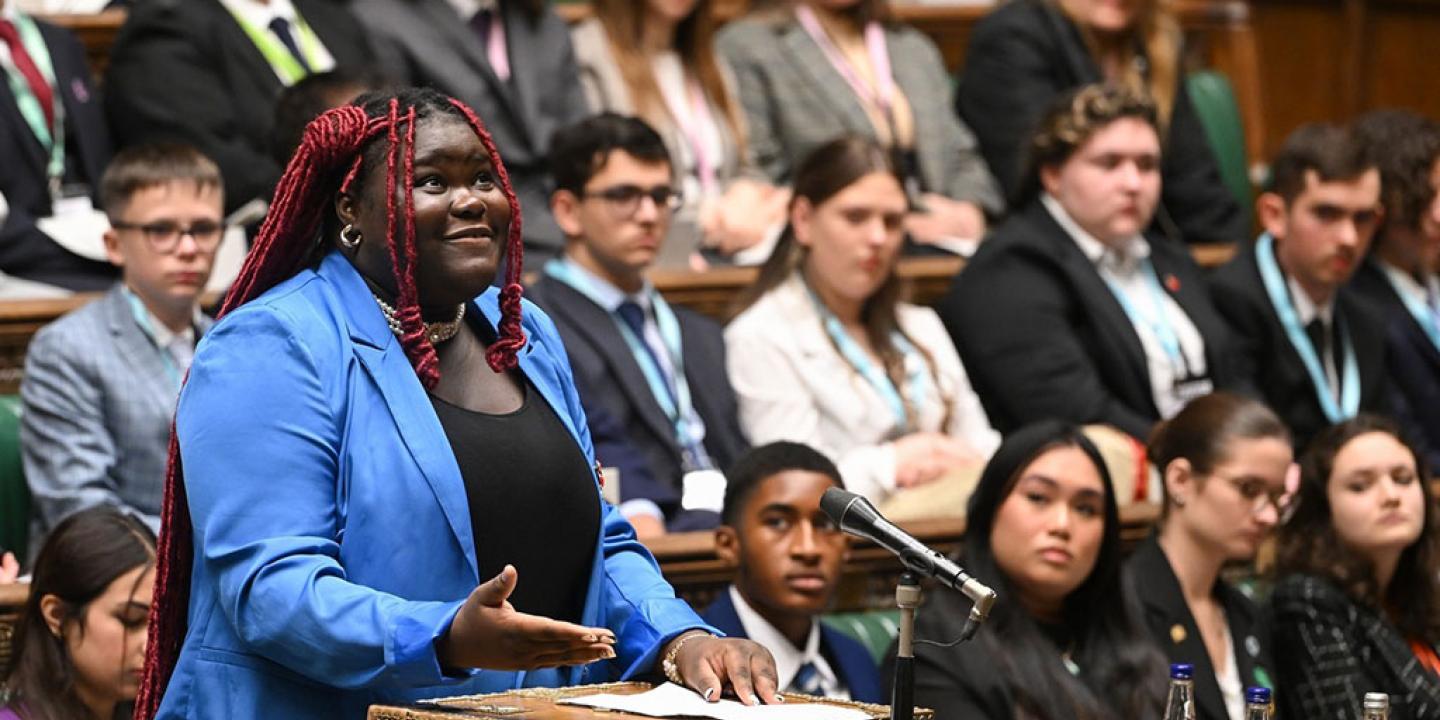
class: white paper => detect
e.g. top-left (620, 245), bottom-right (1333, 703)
top-left (558, 682), bottom-right (872, 720)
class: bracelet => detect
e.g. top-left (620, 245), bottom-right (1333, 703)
top-left (661, 630), bottom-right (711, 685)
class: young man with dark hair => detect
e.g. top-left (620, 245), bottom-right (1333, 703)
top-left (1349, 110), bottom-right (1440, 467)
top-left (526, 112), bottom-right (749, 538)
top-left (21, 143), bottom-right (222, 548)
top-left (704, 441), bottom-right (883, 703)
top-left (1211, 123), bottom-right (1389, 451)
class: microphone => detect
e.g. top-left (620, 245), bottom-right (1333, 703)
top-left (820, 487), bottom-right (997, 641)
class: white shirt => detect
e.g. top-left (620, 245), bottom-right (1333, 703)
top-left (443, 0), bottom-right (495, 20)
top-left (1285, 274), bottom-right (1339, 399)
top-left (1216, 624), bottom-right (1244, 720)
top-left (1042, 194), bottom-right (1207, 419)
top-left (728, 586), bottom-right (850, 700)
top-left (1379, 258), bottom-right (1440, 322)
top-left (217, 0), bottom-right (336, 80)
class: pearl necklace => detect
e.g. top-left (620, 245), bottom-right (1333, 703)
top-left (372, 294), bottom-right (466, 344)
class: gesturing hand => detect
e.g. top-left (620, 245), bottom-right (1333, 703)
top-left (666, 632), bottom-right (781, 705)
top-left (0, 552), bottom-right (18, 584)
top-left (437, 565), bottom-right (616, 671)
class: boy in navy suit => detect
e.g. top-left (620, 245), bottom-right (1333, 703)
top-left (704, 442), bottom-right (884, 703)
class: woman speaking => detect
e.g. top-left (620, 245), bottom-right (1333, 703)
top-left (135, 88), bottom-right (777, 719)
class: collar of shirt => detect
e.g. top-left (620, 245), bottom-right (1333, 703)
top-left (555, 255), bottom-right (656, 315)
top-left (1041, 194), bottom-right (1150, 276)
top-left (444, 0), bottom-right (496, 20)
top-left (0, 4), bottom-right (20, 21)
top-left (218, 0), bottom-right (301, 32)
top-left (1285, 273), bottom-right (1333, 327)
top-left (121, 285), bottom-right (199, 349)
top-left (727, 586), bottom-right (838, 693)
top-left (1378, 258), bottom-right (1440, 309)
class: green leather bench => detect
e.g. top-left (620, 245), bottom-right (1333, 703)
top-left (0, 395), bottom-right (28, 562)
top-left (1187, 70), bottom-right (1253, 230)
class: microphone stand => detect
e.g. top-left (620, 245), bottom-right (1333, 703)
top-left (890, 572), bottom-right (920, 720)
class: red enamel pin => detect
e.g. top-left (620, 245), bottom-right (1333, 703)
top-left (1164, 274), bottom-right (1181, 293)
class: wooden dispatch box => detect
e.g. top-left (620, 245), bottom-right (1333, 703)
top-left (367, 681), bottom-right (934, 719)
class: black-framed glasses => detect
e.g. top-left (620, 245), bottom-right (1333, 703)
top-left (581, 185), bottom-right (683, 218)
top-left (111, 219), bottom-right (225, 254)
top-left (1218, 474), bottom-right (1287, 515)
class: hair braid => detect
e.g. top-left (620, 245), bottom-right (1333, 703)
top-left (449, 98), bottom-right (526, 371)
top-left (137, 91), bottom-right (525, 718)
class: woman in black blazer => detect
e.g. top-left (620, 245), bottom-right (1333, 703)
top-left (939, 85), bottom-right (1250, 441)
top-left (892, 421), bottom-right (1166, 719)
top-left (956, 0), bottom-right (1244, 245)
top-left (1125, 393), bottom-right (1290, 720)
top-left (1271, 415), bottom-right (1440, 719)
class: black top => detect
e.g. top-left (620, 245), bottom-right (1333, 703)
top-left (1350, 258), bottom-right (1440, 470)
top-left (1125, 536), bottom-right (1272, 720)
top-left (429, 374), bottom-right (600, 624)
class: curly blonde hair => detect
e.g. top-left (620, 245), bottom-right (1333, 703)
top-left (1016, 83), bottom-right (1159, 204)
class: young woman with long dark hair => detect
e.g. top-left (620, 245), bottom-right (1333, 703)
top-left (2, 508), bottom-right (157, 720)
top-left (724, 135), bottom-right (998, 512)
top-left (1271, 415), bottom-right (1440, 718)
top-left (901, 420), bottom-right (1166, 719)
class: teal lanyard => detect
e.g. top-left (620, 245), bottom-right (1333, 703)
top-left (1, 15), bottom-right (65, 184)
top-left (123, 288), bottom-right (184, 390)
top-left (803, 280), bottom-right (930, 436)
top-left (544, 260), bottom-right (711, 466)
top-left (1101, 257), bottom-right (1193, 379)
top-left (1255, 233), bottom-right (1360, 422)
top-left (1380, 266), bottom-right (1440, 354)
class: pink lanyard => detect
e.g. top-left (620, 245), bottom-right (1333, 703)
top-left (794, 5), bottom-right (896, 136)
top-left (657, 71), bottom-right (717, 196)
top-left (486, 8), bottom-right (509, 82)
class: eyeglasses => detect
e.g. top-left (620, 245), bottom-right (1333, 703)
top-left (581, 185), bottom-right (683, 218)
top-left (1219, 474), bottom-right (1287, 515)
top-left (111, 220), bottom-right (225, 254)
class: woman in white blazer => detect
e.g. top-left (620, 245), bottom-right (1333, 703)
top-left (726, 136), bottom-right (999, 506)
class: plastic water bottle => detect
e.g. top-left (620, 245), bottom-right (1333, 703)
top-left (1162, 663), bottom-right (1196, 720)
top-left (1243, 687), bottom-right (1272, 719)
top-left (1363, 692), bottom-right (1390, 720)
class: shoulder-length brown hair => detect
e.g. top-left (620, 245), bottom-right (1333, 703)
top-left (735, 135), bottom-right (950, 431)
top-left (593, 0), bottom-right (746, 155)
top-left (1273, 415), bottom-right (1440, 644)
top-left (1051, 0), bottom-right (1181, 132)
top-left (3, 508), bottom-right (157, 720)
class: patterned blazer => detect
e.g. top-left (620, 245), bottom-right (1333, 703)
top-left (1271, 573), bottom-right (1440, 720)
top-left (716, 12), bottom-right (1003, 214)
top-left (20, 285), bottom-right (212, 547)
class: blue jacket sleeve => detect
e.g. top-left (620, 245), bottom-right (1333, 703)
top-left (177, 303), bottom-right (468, 690)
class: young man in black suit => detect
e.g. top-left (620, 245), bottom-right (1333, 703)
top-left (525, 113), bottom-right (749, 537)
top-left (1211, 123), bottom-right (1388, 452)
top-left (705, 441), bottom-right (884, 703)
top-left (1350, 110), bottom-right (1440, 468)
top-left (0, 1), bottom-right (116, 293)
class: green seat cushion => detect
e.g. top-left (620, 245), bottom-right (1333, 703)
top-left (0, 395), bottom-right (27, 561)
top-left (1186, 70), bottom-right (1252, 229)
top-left (822, 609), bottom-right (902, 666)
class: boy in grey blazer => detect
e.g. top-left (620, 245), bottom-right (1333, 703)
top-left (21, 144), bottom-right (221, 550)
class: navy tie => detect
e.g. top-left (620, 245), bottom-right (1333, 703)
top-left (268, 17), bottom-right (313, 75)
top-left (789, 661), bottom-right (825, 696)
top-left (615, 301), bottom-right (677, 408)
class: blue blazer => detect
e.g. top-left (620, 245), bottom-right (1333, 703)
top-left (701, 586), bottom-right (885, 704)
top-left (158, 252), bottom-right (712, 719)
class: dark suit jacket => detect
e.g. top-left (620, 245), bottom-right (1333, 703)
top-left (0, 18), bottom-right (117, 291)
top-left (939, 200), bottom-right (1250, 440)
top-left (104, 0), bottom-right (389, 214)
top-left (1125, 537), bottom-right (1272, 720)
top-left (1210, 241), bottom-right (1390, 452)
top-left (1272, 573), bottom-right (1440, 720)
top-left (956, 0), bottom-right (1245, 245)
top-left (701, 586), bottom-right (885, 704)
top-left (1350, 258), bottom-right (1440, 469)
top-left (352, 0), bottom-right (588, 257)
top-left (525, 274), bottom-right (749, 531)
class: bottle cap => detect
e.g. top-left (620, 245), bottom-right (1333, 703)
top-left (1245, 687), bottom-right (1271, 704)
top-left (1169, 663), bottom-right (1194, 680)
top-left (1364, 692), bottom-right (1390, 709)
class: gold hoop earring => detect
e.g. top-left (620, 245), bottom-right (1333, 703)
top-left (339, 224), bottom-right (363, 249)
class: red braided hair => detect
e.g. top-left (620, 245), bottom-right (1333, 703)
top-left (134, 89), bottom-right (525, 718)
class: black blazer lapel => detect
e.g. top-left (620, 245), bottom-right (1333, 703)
top-left (500, 5), bottom-right (542, 152)
top-left (1151, 239), bottom-right (1229, 383)
top-left (1130, 537), bottom-right (1230, 720)
top-left (0, 77), bottom-right (49, 180)
top-left (200, 0), bottom-right (285, 100)
top-left (1028, 204), bottom-right (1154, 410)
top-left (415, 0), bottom-right (526, 140)
top-left (536, 277), bottom-right (682, 461)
